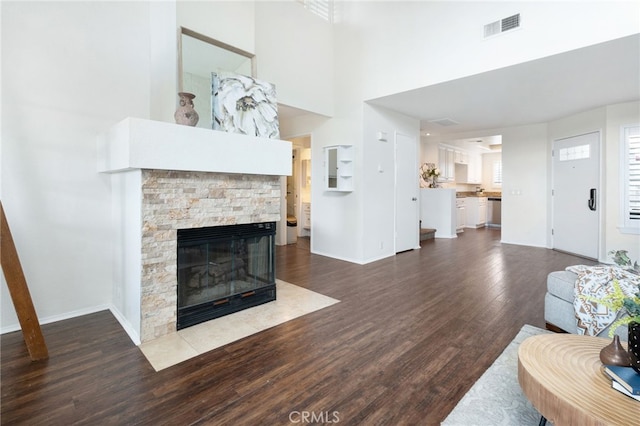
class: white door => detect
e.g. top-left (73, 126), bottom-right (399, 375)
top-left (552, 131), bottom-right (600, 259)
top-left (395, 132), bottom-right (419, 252)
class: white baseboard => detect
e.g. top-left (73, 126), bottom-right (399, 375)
top-left (1, 304), bottom-right (110, 335)
top-left (309, 249), bottom-right (364, 265)
top-left (311, 249), bottom-right (400, 265)
top-left (360, 252), bottom-right (397, 265)
top-left (0, 304), bottom-right (141, 346)
top-left (108, 305), bottom-right (141, 346)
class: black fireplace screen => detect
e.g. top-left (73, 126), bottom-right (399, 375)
top-left (176, 222), bottom-right (276, 329)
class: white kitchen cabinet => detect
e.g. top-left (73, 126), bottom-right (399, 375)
top-left (466, 152), bottom-right (482, 184)
top-left (438, 145), bottom-right (455, 181)
top-left (454, 152), bottom-right (481, 184)
top-left (302, 202), bottom-right (311, 229)
top-left (454, 150), bottom-right (468, 165)
top-left (465, 196), bottom-right (488, 228)
top-left (456, 197), bottom-right (466, 233)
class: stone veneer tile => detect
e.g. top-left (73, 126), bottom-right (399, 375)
top-left (139, 169), bottom-right (280, 343)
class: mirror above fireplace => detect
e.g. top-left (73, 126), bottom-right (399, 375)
top-left (178, 27), bottom-right (257, 129)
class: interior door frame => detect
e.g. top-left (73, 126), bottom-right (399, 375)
top-left (394, 131), bottom-right (420, 253)
top-left (551, 130), bottom-right (603, 260)
top-left (279, 133), bottom-right (312, 247)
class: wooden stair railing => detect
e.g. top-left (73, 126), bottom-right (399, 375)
top-left (1, 201), bottom-right (48, 361)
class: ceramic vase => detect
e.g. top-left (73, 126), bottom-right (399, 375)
top-left (599, 335), bottom-right (630, 366)
top-left (174, 92), bottom-right (199, 126)
top-left (629, 321), bottom-right (640, 373)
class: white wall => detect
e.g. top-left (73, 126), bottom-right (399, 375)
top-left (500, 124), bottom-right (549, 247)
top-left (1, 1), bottom-right (157, 330)
top-left (420, 135), bottom-right (440, 165)
top-left (342, 1), bottom-right (640, 101)
top-left (362, 104), bottom-right (420, 262)
top-left (254, 1), bottom-right (333, 117)
top-left (604, 101), bottom-right (640, 262)
top-left (276, 10), bottom-right (366, 262)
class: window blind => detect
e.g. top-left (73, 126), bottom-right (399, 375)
top-left (628, 130), bottom-right (640, 221)
top-left (493, 160), bottom-right (503, 186)
top-left (297, 0), bottom-right (333, 22)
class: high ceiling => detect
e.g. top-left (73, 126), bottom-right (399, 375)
top-left (367, 34), bottom-right (640, 138)
top-left (278, 34), bottom-right (639, 149)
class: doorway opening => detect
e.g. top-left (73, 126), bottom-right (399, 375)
top-left (281, 135), bottom-right (311, 246)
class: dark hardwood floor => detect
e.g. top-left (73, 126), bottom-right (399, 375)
top-left (1, 229), bottom-right (595, 425)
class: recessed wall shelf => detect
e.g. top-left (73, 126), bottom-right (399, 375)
top-left (324, 145), bottom-right (353, 192)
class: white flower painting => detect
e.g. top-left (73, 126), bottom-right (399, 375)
top-left (211, 72), bottom-right (280, 139)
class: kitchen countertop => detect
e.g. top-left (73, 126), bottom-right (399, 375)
top-left (456, 191), bottom-right (501, 198)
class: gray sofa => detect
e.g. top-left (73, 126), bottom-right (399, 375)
top-left (545, 270), bottom-right (627, 339)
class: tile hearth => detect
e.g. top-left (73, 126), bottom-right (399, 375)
top-left (139, 280), bottom-right (339, 371)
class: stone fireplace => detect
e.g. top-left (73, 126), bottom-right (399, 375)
top-left (98, 118), bottom-right (291, 344)
top-left (140, 170), bottom-right (280, 340)
top-left (176, 221), bottom-right (276, 329)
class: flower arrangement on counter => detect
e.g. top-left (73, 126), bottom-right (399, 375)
top-left (420, 163), bottom-right (440, 188)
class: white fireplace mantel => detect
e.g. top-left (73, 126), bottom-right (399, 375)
top-left (97, 117), bottom-right (292, 176)
top-left (97, 117), bottom-right (291, 345)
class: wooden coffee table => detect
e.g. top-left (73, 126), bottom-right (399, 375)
top-left (518, 334), bottom-right (640, 426)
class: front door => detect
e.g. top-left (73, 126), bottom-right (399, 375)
top-left (395, 132), bottom-right (419, 252)
top-left (552, 131), bottom-right (600, 259)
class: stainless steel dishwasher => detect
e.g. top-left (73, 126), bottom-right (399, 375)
top-left (487, 197), bottom-right (501, 228)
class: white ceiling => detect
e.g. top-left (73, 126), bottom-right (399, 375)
top-left (367, 34), bottom-right (640, 138)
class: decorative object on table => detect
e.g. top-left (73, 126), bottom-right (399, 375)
top-left (629, 321), bottom-right (640, 373)
top-left (174, 92), bottom-right (199, 126)
top-left (609, 250), bottom-right (640, 372)
top-left (419, 163), bottom-right (440, 188)
top-left (211, 71), bottom-right (279, 138)
top-left (599, 335), bottom-right (631, 366)
top-left (604, 364), bottom-right (640, 395)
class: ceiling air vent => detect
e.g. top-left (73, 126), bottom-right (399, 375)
top-left (429, 118), bottom-right (459, 127)
top-left (484, 13), bottom-right (521, 38)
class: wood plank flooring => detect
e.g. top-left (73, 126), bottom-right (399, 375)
top-left (1, 229), bottom-right (595, 425)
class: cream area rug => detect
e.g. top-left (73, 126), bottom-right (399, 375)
top-left (139, 280), bottom-right (340, 371)
top-left (441, 324), bottom-right (553, 426)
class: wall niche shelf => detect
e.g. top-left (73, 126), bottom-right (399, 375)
top-left (324, 145), bottom-right (353, 192)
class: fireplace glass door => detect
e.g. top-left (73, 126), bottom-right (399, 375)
top-left (177, 222), bottom-right (276, 329)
